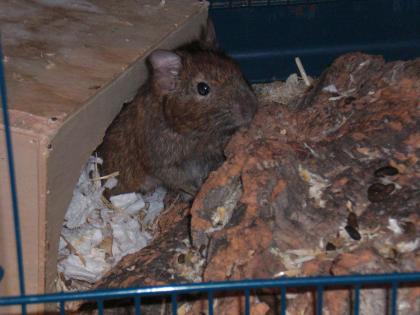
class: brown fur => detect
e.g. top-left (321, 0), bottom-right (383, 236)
top-left (97, 44), bottom-right (257, 199)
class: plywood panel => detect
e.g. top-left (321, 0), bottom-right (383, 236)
top-left (0, 129), bottom-right (44, 314)
top-left (2, 0), bottom-right (208, 119)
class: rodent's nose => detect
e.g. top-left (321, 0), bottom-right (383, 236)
top-left (229, 83), bottom-right (258, 128)
top-left (240, 91), bottom-right (258, 123)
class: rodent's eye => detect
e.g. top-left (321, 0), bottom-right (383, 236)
top-left (197, 82), bottom-right (210, 96)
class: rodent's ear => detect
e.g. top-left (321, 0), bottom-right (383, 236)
top-left (148, 50), bottom-right (182, 93)
top-left (199, 18), bottom-right (219, 50)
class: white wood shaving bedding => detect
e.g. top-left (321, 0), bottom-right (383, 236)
top-left (57, 155), bottom-right (166, 290)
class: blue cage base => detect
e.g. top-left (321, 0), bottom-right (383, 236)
top-left (210, 0), bottom-right (420, 82)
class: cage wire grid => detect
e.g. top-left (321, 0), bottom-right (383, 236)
top-left (1, 7), bottom-right (420, 315)
top-left (1, 274), bottom-right (420, 315)
top-left (209, 0), bottom-right (340, 9)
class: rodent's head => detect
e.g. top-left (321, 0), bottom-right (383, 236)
top-left (147, 48), bottom-right (257, 137)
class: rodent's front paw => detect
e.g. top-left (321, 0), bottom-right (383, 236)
top-left (179, 191), bottom-right (194, 202)
top-left (176, 182), bottom-right (199, 202)
top-left (179, 182), bottom-right (199, 197)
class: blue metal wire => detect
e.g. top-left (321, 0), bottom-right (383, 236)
top-left (171, 294), bottom-right (177, 315)
top-left (97, 299), bottom-right (104, 315)
top-left (0, 273), bottom-right (418, 307)
top-left (316, 286), bottom-right (323, 315)
top-left (59, 300), bottom-right (65, 315)
top-left (210, 0), bottom-right (337, 9)
top-left (280, 286), bottom-right (286, 315)
top-left (134, 296), bottom-right (141, 315)
top-left (353, 284), bottom-right (360, 315)
top-left (208, 291), bottom-right (214, 315)
top-left (390, 281), bottom-right (398, 315)
top-left (244, 288), bottom-right (250, 315)
top-left (0, 39), bottom-right (27, 315)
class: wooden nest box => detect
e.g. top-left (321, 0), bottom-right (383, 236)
top-left (0, 1), bottom-right (208, 313)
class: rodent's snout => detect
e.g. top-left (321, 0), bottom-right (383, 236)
top-left (233, 88), bottom-right (258, 127)
top-left (242, 92), bottom-right (258, 122)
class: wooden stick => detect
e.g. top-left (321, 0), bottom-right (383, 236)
top-left (61, 235), bottom-right (87, 266)
top-left (295, 57), bottom-right (311, 87)
top-left (91, 171), bottom-right (120, 182)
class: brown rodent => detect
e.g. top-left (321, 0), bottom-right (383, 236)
top-left (97, 25), bottom-right (257, 199)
